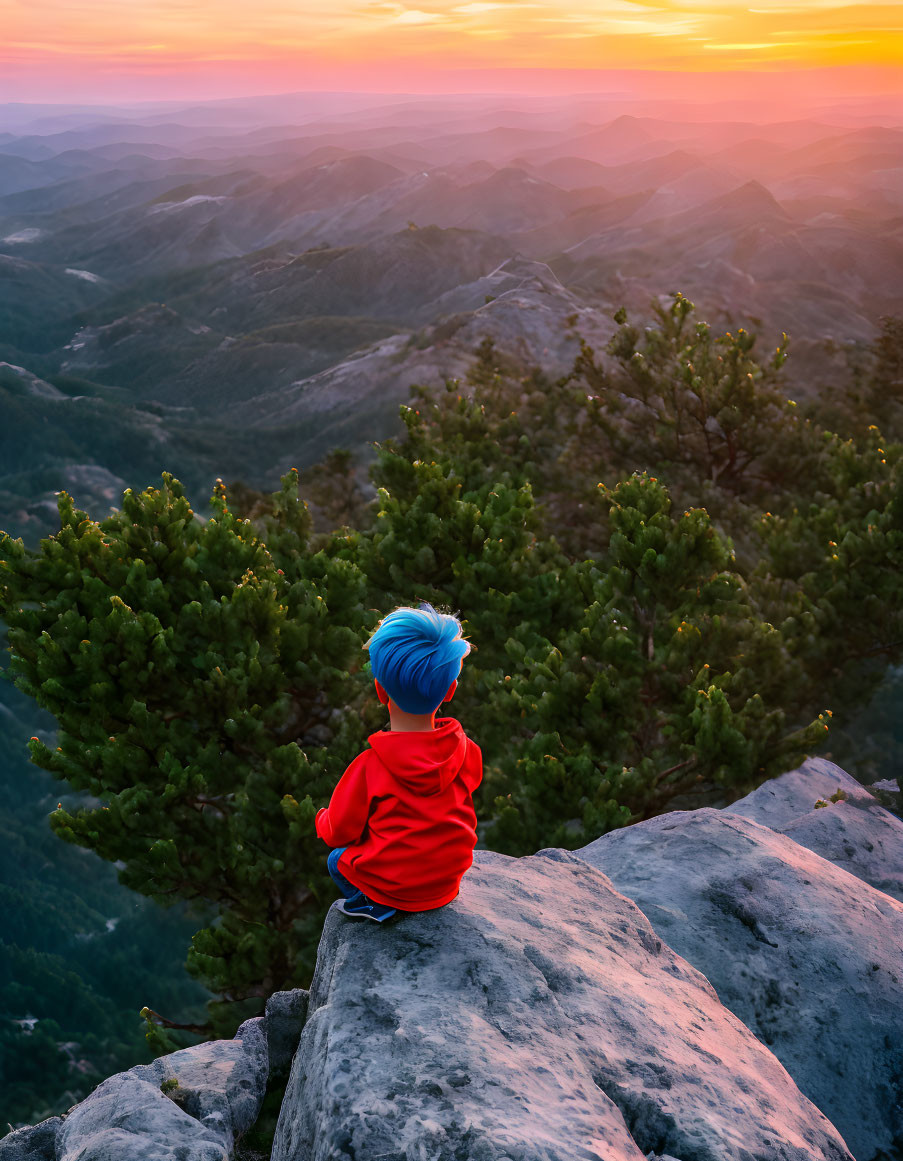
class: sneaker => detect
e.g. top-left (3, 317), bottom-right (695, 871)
top-left (337, 897), bottom-right (397, 923)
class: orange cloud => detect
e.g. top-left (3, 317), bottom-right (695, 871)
top-left (3, 0), bottom-right (902, 99)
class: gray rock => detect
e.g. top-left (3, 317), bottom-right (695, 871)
top-left (727, 758), bottom-right (903, 901)
top-left (728, 758), bottom-right (881, 825)
top-left (55, 1070), bottom-right (230, 1161)
top-left (133, 1017), bottom-right (268, 1146)
top-left (0, 1116), bottom-right (61, 1161)
top-left (577, 807), bottom-right (903, 1161)
top-left (50, 1017), bottom-right (269, 1161)
top-left (265, 989), bottom-right (310, 1079)
top-left (272, 848), bottom-right (851, 1161)
top-left (234, 1015), bottom-right (269, 1071)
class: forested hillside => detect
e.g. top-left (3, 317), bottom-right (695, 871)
top-left (0, 652), bottom-right (212, 1129)
top-left (2, 294), bottom-right (900, 1129)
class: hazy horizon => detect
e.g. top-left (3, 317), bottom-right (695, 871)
top-left (3, 67), bottom-right (903, 118)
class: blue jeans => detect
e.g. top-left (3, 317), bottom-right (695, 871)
top-left (326, 847), bottom-right (397, 918)
top-left (327, 847), bottom-right (366, 902)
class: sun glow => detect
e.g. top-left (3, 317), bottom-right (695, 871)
top-left (2, 0), bottom-right (901, 101)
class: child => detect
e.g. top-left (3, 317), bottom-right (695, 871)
top-left (315, 603), bottom-right (482, 923)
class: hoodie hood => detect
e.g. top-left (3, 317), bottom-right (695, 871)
top-left (368, 717), bottom-right (468, 794)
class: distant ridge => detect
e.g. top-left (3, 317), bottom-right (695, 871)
top-left (1, 91), bottom-right (900, 553)
top-left (704, 178), bottom-right (792, 222)
top-left (525, 114), bottom-right (661, 166)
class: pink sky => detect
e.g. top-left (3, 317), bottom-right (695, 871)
top-left (3, 0), bottom-right (902, 106)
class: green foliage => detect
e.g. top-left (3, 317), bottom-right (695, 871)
top-left (0, 642), bottom-right (213, 1130)
top-left (0, 260), bottom-right (106, 353)
top-left (0, 471), bottom-right (372, 1028)
top-left (344, 443), bottom-right (575, 759)
top-left (825, 662), bottom-right (903, 785)
top-left (2, 292), bottom-right (900, 1106)
top-left (387, 296), bottom-right (902, 788)
top-left (0, 1019), bottom-right (72, 1122)
top-left (0, 882), bottom-right (209, 1129)
top-left (815, 316), bottom-right (903, 443)
top-left (575, 292), bottom-right (804, 504)
top-left (750, 428), bottom-right (903, 718)
top-left (380, 341), bottom-right (595, 545)
top-left (482, 474), bottom-right (827, 851)
top-left (813, 789), bottom-right (851, 809)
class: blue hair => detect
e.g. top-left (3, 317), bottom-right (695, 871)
top-left (366, 603), bottom-right (471, 715)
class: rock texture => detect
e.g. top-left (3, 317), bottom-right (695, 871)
top-left (726, 757), bottom-right (903, 902)
top-left (577, 801), bottom-right (903, 1161)
top-left (4, 760), bottom-right (897, 1161)
top-left (272, 848), bottom-right (852, 1161)
top-left (0, 1017), bottom-right (269, 1161)
top-left (265, 989), bottom-right (310, 1080)
top-left (55, 1071), bottom-right (231, 1161)
top-left (0, 1118), bottom-right (61, 1161)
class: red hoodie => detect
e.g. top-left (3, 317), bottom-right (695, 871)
top-left (315, 717), bottom-right (482, 911)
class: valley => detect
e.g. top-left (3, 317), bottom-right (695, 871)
top-left (1, 90), bottom-right (900, 539)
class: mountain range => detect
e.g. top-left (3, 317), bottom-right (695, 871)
top-left (1, 87), bottom-right (901, 1132)
top-left (1, 90), bottom-right (901, 536)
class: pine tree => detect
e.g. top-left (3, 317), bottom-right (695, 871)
top-left (752, 433), bottom-right (903, 726)
top-left (3, 295), bottom-right (900, 1041)
top-left (484, 473), bottom-right (828, 853)
top-left (384, 300), bottom-right (903, 798)
top-left (0, 471), bottom-right (371, 1030)
top-left (817, 316), bottom-right (903, 443)
top-left (383, 295), bottom-right (829, 561)
top-left (329, 447), bottom-right (572, 774)
top-left (381, 345), bottom-right (601, 547)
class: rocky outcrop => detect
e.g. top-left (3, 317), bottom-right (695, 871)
top-left (0, 1118), bottom-right (62, 1161)
top-left (272, 848), bottom-right (852, 1161)
top-left (0, 999), bottom-right (307, 1161)
top-left (726, 757), bottom-right (903, 902)
top-left (265, 989), bottom-right (310, 1081)
top-left (3, 759), bottom-right (899, 1161)
top-left (576, 773), bottom-right (903, 1161)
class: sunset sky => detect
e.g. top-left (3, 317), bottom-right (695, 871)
top-left (3, 0), bottom-right (902, 103)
